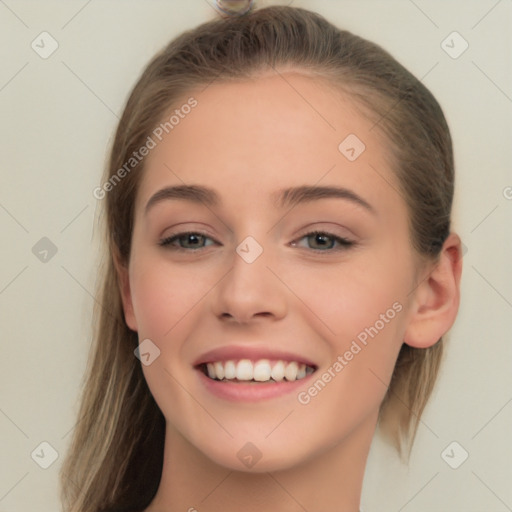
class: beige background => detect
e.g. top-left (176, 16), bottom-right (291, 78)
top-left (0, 1), bottom-right (511, 510)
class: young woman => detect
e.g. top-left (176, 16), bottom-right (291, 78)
top-left (59, 5), bottom-right (462, 512)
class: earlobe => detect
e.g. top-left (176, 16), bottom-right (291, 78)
top-left (112, 248), bottom-right (138, 332)
top-left (403, 233), bottom-right (463, 349)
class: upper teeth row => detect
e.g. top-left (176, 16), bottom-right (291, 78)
top-left (205, 359), bottom-right (314, 382)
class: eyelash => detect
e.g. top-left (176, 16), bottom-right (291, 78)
top-left (158, 230), bottom-right (355, 253)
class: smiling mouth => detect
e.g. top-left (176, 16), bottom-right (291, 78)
top-left (197, 359), bottom-right (317, 383)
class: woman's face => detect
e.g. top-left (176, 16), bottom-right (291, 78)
top-left (121, 71), bottom-right (423, 472)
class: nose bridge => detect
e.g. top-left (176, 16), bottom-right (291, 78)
top-left (228, 232), bottom-right (273, 295)
top-left (235, 234), bottom-right (266, 266)
top-left (212, 229), bottom-right (287, 322)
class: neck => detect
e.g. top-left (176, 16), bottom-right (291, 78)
top-left (145, 410), bottom-right (378, 512)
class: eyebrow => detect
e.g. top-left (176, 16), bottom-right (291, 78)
top-left (144, 184), bottom-right (376, 216)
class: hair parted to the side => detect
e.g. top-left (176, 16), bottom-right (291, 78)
top-left (59, 5), bottom-right (454, 512)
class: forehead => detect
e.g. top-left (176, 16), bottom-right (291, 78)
top-left (136, 72), bottom-right (401, 216)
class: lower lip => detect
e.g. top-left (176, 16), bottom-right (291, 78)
top-left (196, 368), bottom-right (316, 402)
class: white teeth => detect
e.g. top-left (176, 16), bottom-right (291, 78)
top-left (202, 359), bottom-right (314, 382)
top-left (284, 361), bottom-right (298, 381)
top-left (214, 361), bottom-right (225, 380)
top-left (236, 359), bottom-right (253, 381)
top-left (206, 363), bottom-right (215, 379)
top-left (270, 361), bottom-right (285, 382)
top-left (253, 359), bottom-right (272, 381)
top-left (224, 360), bottom-right (236, 379)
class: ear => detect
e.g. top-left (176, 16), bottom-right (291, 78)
top-left (112, 248), bottom-right (138, 332)
top-left (403, 233), bottom-right (463, 348)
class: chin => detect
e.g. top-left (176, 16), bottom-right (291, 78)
top-left (206, 448), bottom-right (306, 474)
top-left (189, 431), bottom-right (320, 474)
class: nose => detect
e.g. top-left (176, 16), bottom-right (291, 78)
top-left (211, 238), bottom-right (288, 325)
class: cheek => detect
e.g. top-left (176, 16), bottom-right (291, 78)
top-left (130, 258), bottom-right (211, 427)
top-left (130, 257), bottom-right (204, 339)
top-left (286, 252), bottom-right (409, 341)
top-left (296, 296), bottom-right (405, 435)
top-left (289, 256), bottom-right (408, 410)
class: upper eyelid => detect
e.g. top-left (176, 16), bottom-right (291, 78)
top-left (160, 221), bottom-right (355, 240)
top-left (159, 229), bottom-right (354, 247)
top-left (160, 229), bottom-right (352, 240)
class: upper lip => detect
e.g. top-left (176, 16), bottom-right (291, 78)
top-left (193, 345), bottom-right (318, 368)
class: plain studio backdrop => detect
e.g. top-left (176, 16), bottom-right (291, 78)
top-left (0, 1), bottom-right (511, 511)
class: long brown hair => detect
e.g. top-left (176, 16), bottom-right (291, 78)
top-left (59, 5), bottom-right (454, 512)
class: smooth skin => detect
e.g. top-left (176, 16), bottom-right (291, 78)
top-left (115, 70), bottom-right (462, 512)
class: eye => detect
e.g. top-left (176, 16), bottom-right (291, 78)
top-left (290, 230), bottom-right (355, 252)
top-left (159, 230), bottom-right (355, 253)
top-left (158, 231), bottom-right (217, 251)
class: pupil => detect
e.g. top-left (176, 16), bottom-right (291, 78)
top-left (187, 234), bottom-right (200, 246)
top-left (313, 233), bottom-right (329, 248)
